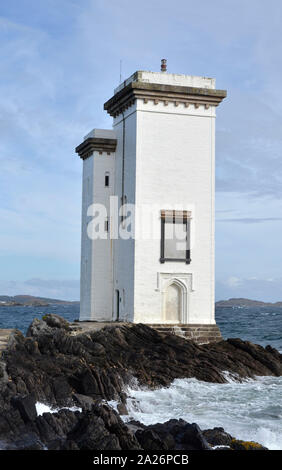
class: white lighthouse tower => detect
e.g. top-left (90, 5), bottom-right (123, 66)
top-left (76, 62), bottom-right (226, 343)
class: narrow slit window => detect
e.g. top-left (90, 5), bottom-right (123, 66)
top-left (105, 218), bottom-right (109, 232)
top-left (105, 172), bottom-right (110, 187)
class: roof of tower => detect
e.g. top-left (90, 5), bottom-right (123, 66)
top-left (114, 70), bottom-right (216, 94)
top-left (104, 70), bottom-right (226, 118)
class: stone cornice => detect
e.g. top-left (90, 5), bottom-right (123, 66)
top-left (75, 137), bottom-right (117, 160)
top-left (104, 82), bottom-right (227, 117)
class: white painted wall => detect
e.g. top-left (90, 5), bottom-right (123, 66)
top-left (80, 72), bottom-right (220, 326)
top-left (80, 156), bottom-right (93, 320)
top-left (80, 130), bottom-right (116, 321)
top-left (112, 106), bottom-right (137, 322)
top-left (133, 99), bottom-right (216, 324)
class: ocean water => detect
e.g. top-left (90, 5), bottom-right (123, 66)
top-left (0, 303), bottom-right (281, 349)
top-left (121, 306), bottom-right (282, 449)
top-left (0, 303), bottom-right (281, 449)
top-left (216, 305), bottom-right (282, 352)
top-left (0, 303), bottom-right (80, 334)
top-left (123, 375), bottom-right (282, 450)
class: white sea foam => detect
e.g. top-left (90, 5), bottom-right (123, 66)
top-left (122, 375), bottom-right (282, 450)
top-left (212, 445), bottom-right (230, 449)
top-left (35, 402), bottom-right (82, 416)
top-left (106, 400), bottom-right (119, 412)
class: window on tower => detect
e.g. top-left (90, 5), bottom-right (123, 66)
top-left (105, 172), bottom-right (110, 187)
top-left (160, 210), bottom-right (191, 264)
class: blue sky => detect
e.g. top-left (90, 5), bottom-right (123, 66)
top-left (1, 0), bottom-right (282, 301)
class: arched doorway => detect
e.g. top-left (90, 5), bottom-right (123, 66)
top-left (164, 282), bottom-right (182, 323)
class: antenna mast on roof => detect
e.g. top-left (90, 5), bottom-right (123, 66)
top-left (120, 60), bottom-right (122, 83)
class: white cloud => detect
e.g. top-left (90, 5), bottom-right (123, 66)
top-left (225, 277), bottom-right (242, 288)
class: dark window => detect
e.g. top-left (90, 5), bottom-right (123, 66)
top-left (115, 290), bottom-right (120, 321)
top-left (160, 210), bottom-right (191, 264)
top-left (105, 218), bottom-right (109, 232)
top-left (120, 195), bottom-right (127, 225)
top-left (105, 173), bottom-right (109, 187)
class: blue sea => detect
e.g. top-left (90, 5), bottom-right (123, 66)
top-left (0, 303), bottom-right (281, 449)
top-left (0, 303), bottom-right (80, 336)
top-left (216, 305), bottom-right (282, 352)
top-left (0, 303), bottom-right (281, 351)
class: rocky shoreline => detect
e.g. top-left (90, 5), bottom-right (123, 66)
top-left (0, 314), bottom-right (281, 450)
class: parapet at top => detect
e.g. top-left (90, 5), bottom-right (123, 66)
top-left (84, 128), bottom-right (116, 141)
top-left (105, 70), bottom-right (226, 118)
top-left (114, 71), bottom-right (215, 95)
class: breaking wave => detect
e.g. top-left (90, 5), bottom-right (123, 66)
top-left (35, 402), bottom-right (82, 416)
top-left (120, 375), bottom-right (282, 450)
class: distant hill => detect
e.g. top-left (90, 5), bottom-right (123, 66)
top-left (2, 295), bottom-right (281, 308)
top-left (216, 297), bottom-right (282, 308)
top-left (0, 295), bottom-right (79, 307)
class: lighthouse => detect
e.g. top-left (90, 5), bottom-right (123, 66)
top-left (76, 62), bottom-right (226, 343)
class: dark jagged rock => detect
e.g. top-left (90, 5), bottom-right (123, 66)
top-left (0, 315), bottom-right (280, 449)
top-left (202, 426), bottom-right (268, 450)
top-left (3, 316), bottom-right (280, 408)
top-left (72, 393), bottom-right (96, 411)
top-left (135, 419), bottom-right (211, 450)
top-left (11, 394), bottom-right (37, 423)
top-left (26, 314), bottom-right (70, 337)
top-left (201, 427), bottom-right (267, 450)
top-left (130, 419), bottom-right (267, 451)
top-left (0, 403), bottom-right (141, 450)
top-left (202, 427), bottom-right (233, 447)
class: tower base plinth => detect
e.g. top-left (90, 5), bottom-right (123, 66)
top-left (148, 324), bottom-right (222, 344)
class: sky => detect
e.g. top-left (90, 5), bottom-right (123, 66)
top-left (1, 0), bottom-right (282, 301)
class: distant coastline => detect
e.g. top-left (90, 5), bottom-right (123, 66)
top-left (1, 295), bottom-right (281, 308)
top-left (216, 297), bottom-right (282, 308)
top-left (0, 295), bottom-right (79, 307)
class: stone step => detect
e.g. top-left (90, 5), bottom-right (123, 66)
top-left (149, 324), bottom-right (222, 344)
